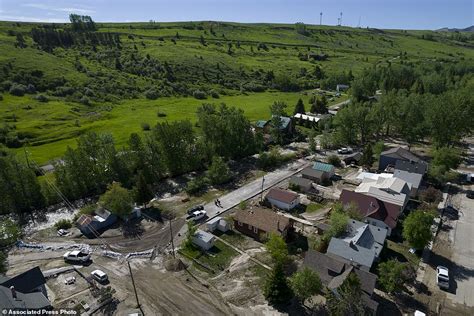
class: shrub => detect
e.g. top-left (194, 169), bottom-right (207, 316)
top-left (157, 111), bottom-right (167, 117)
top-left (0, 94), bottom-right (3, 101)
top-left (9, 83), bottom-right (26, 96)
top-left (327, 155), bottom-right (341, 167)
top-left (145, 88), bottom-right (159, 100)
top-left (26, 84), bottom-right (36, 94)
top-left (141, 122), bottom-right (151, 131)
top-left (55, 219), bottom-right (72, 230)
top-left (34, 94), bottom-right (48, 102)
top-left (79, 96), bottom-right (90, 105)
top-left (185, 176), bottom-right (209, 195)
top-left (239, 200), bottom-right (247, 210)
top-left (210, 89), bottom-right (220, 98)
top-left (192, 89), bottom-right (207, 100)
top-left (289, 183), bottom-right (301, 192)
top-left (420, 186), bottom-right (442, 204)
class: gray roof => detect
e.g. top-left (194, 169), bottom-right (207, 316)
top-left (194, 230), bottom-right (215, 243)
top-left (290, 176), bottom-right (313, 187)
top-left (381, 147), bottom-right (421, 163)
top-left (395, 160), bottom-right (427, 175)
top-left (301, 166), bottom-right (325, 179)
top-left (394, 170), bottom-right (423, 189)
top-left (327, 238), bottom-right (376, 269)
top-left (327, 219), bottom-right (387, 269)
top-left (0, 286), bottom-right (51, 310)
top-left (0, 267), bottom-right (46, 293)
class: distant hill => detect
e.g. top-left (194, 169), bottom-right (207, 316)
top-left (437, 26), bottom-right (474, 32)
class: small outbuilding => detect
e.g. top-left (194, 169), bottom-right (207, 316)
top-left (192, 230), bottom-right (216, 251)
top-left (206, 217), bottom-right (230, 233)
top-left (301, 162), bottom-right (335, 183)
top-left (343, 152), bottom-right (362, 166)
top-left (76, 208), bottom-right (117, 238)
top-left (265, 188), bottom-right (300, 210)
top-left (289, 176), bottom-right (313, 193)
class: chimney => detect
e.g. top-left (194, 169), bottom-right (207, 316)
top-left (10, 286), bottom-right (17, 299)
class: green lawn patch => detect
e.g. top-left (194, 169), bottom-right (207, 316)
top-left (305, 202), bottom-right (324, 214)
top-left (384, 240), bottom-right (420, 269)
top-left (180, 240), bottom-right (238, 273)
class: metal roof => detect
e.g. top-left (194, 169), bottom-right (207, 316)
top-left (313, 161), bottom-right (334, 172)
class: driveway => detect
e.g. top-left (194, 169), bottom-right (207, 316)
top-left (446, 186), bottom-right (474, 307)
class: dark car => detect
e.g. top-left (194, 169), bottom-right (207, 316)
top-left (467, 190), bottom-right (474, 199)
top-left (187, 205), bottom-right (204, 215)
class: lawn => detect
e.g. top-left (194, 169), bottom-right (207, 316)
top-left (180, 240), bottom-right (238, 273)
top-left (305, 202), bottom-right (325, 214)
top-left (384, 239), bottom-right (420, 269)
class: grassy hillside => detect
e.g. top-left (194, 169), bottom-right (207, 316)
top-left (0, 20), bottom-right (473, 164)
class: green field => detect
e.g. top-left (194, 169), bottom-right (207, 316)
top-left (1, 20), bottom-right (472, 164)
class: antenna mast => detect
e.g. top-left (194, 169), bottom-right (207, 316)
top-left (339, 12), bottom-right (343, 26)
top-left (320, 12), bottom-right (323, 25)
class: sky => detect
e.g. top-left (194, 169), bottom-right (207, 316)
top-left (0, 0), bottom-right (472, 30)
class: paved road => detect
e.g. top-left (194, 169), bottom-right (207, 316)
top-left (175, 158), bottom-right (310, 244)
top-left (447, 185), bottom-right (474, 307)
top-left (328, 99), bottom-right (350, 110)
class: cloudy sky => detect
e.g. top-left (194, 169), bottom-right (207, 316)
top-left (0, 0), bottom-right (472, 30)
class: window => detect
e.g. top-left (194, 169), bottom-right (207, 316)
top-left (254, 226), bottom-right (258, 234)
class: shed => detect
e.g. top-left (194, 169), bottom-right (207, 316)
top-left (192, 230), bottom-right (216, 251)
top-left (265, 188), bottom-right (300, 210)
top-left (336, 84), bottom-right (349, 92)
top-left (289, 176), bottom-right (313, 192)
top-left (206, 217), bottom-right (230, 233)
top-left (343, 152), bottom-right (362, 166)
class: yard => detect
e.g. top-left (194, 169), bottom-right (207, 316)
top-left (180, 240), bottom-right (238, 274)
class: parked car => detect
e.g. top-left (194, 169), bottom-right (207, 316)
top-left (187, 205), bottom-right (204, 215)
top-left (466, 190), bottom-right (474, 199)
top-left (91, 269), bottom-right (108, 283)
top-left (436, 266), bottom-right (450, 290)
top-left (337, 147), bottom-right (353, 154)
top-left (63, 250), bottom-right (91, 263)
top-left (187, 210), bottom-right (206, 222)
top-left (57, 229), bottom-right (69, 237)
top-left (64, 276), bottom-right (76, 285)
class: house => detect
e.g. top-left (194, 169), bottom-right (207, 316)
top-left (265, 188), bottom-right (300, 210)
top-left (255, 116), bottom-right (294, 134)
top-left (0, 267), bottom-right (52, 311)
top-left (393, 170), bottom-right (422, 197)
top-left (206, 216), bottom-right (230, 233)
top-left (233, 208), bottom-right (292, 241)
top-left (76, 208), bottom-right (117, 237)
top-left (289, 176), bottom-right (313, 193)
top-left (327, 219), bottom-right (387, 270)
top-left (394, 160), bottom-right (427, 175)
top-left (301, 162), bottom-right (335, 183)
top-left (356, 172), bottom-right (393, 183)
top-left (303, 250), bottom-right (378, 314)
top-left (192, 230), bottom-right (216, 251)
top-left (343, 152), bottom-right (362, 166)
top-left (355, 177), bottom-right (411, 210)
top-left (340, 189), bottom-right (401, 235)
top-left (336, 84), bottom-right (349, 92)
top-left (378, 147), bottom-right (422, 171)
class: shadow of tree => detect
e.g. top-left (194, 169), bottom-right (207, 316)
top-left (122, 219), bottom-right (145, 238)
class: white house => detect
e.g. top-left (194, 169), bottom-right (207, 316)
top-left (206, 217), bottom-right (230, 233)
top-left (355, 177), bottom-right (411, 210)
top-left (265, 188), bottom-right (300, 211)
top-left (192, 230), bottom-right (216, 251)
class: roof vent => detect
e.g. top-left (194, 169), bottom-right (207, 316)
top-left (10, 286), bottom-right (17, 300)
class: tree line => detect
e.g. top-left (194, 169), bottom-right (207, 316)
top-left (0, 103), bottom-right (262, 216)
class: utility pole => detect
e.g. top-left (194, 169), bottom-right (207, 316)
top-left (128, 261), bottom-right (144, 316)
top-left (339, 12), bottom-right (343, 26)
top-left (169, 219), bottom-right (175, 258)
top-left (260, 176), bottom-right (265, 203)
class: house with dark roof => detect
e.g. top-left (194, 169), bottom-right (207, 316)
top-left (327, 219), bottom-right (387, 270)
top-left (265, 188), bottom-right (300, 210)
top-left (340, 189), bottom-right (401, 235)
top-left (301, 161), bottom-right (335, 183)
top-left (233, 208), bottom-right (292, 241)
top-left (343, 152), bottom-right (362, 166)
top-left (378, 147), bottom-right (422, 171)
top-left (0, 267), bottom-right (51, 311)
top-left (303, 250), bottom-right (378, 314)
top-left (394, 160), bottom-right (427, 175)
top-left (76, 208), bottom-right (117, 238)
top-left (254, 116), bottom-right (294, 134)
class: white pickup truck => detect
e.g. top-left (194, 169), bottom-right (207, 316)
top-left (63, 250), bottom-right (91, 263)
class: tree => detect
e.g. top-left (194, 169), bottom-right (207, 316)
top-left (308, 130), bottom-right (317, 153)
top-left (293, 98), bottom-right (305, 115)
top-left (264, 262), bottom-right (293, 305)
top-left (310, 97), bottom-right (328, 114)
top-left (290, 267), bottom-right (322, 305)
top-left (403, 210), bottom-right (434, 250)
top-left (133, 170), bottom-right (154, 207)
top-left (360, 143), bottom-right (374, 167)
top-left (326, 272), bottom-right (366, 316)
top-left (377, 259), bottom-right (408, 293)
top-left (432, 147), bottom-right (461, 170)
top-left (265, 233), bottom-right (289, 264)
top-left (269, 101), bottom-right (288, 144)
top-left (99, 182), bottom-right (133, 218)
top-left (207, 156), bottom-right (232, 185)
top-left (185, 221), bottom-right (198, 248)
top-left (328, 155), bottom-right (341, 167)
top-left (325, 206), bottom-right (349, 239)
top-left (0, 251), bottom-right (7, 274)
top-left (0, 219), bottom-right (20, 248)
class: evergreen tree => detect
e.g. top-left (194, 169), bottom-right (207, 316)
top-left (264, 263), bottom-right (293, 305)
top-left (360, 143), bottom-right (374, 167)
top-left (207, 156), bottom-right (232, 185)
top-left (133, 170), bottom-right (154, 207)
top-left (293, 98), bottom-right (305, 115)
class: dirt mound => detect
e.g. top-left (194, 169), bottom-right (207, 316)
top-left (165, 257), bottom-right (187, 271)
